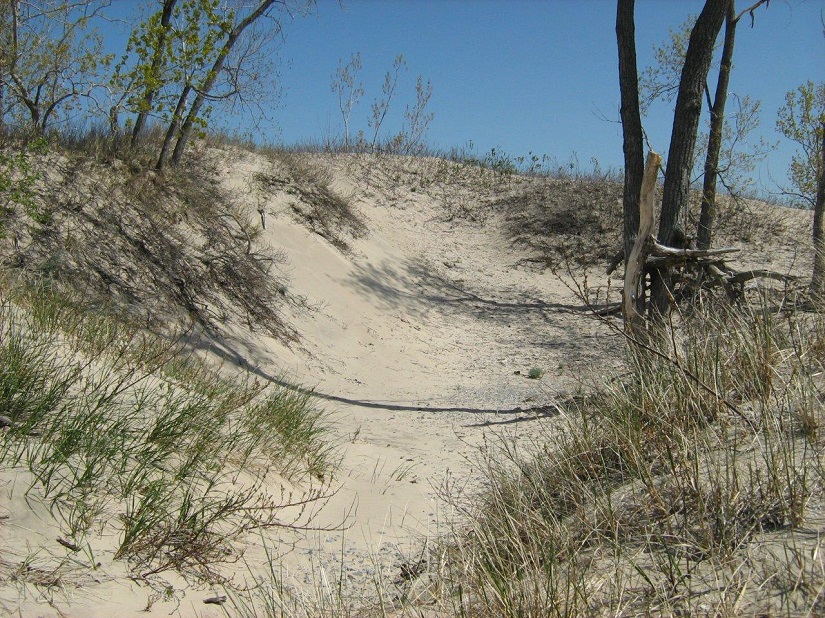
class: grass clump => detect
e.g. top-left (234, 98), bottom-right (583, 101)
top-left (437, 299), bottom-right (825, 617)
top-left (0, 281), bottom-right (334, 585)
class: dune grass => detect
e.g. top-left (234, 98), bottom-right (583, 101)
top-left (0, 279), bottom-right (334, 583)
top-left (3, 127), bottom-right (820, 615)
top-left (434, 296), bottom-right (825, 617)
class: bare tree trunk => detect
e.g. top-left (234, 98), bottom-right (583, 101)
top-left (616, 0), bottom-right (645, 302)
top-left (649, 0), bottom-right (729, 316)
top-left (624, 151), bottom-right (661, 333)
top-left (131, 0), bottom-right (177, 147)
top-left (170, 0), bottom-right (280, 166)
top-left (156, 84), bottom-right (191, 170)
top-left (697, 1), bottom-right (736, 250)
top-left (0, 71), bottom-right (5, 137)
top-left (812, 122), bottom-right (825, 300)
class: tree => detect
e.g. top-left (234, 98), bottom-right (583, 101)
top-left (168, 0), bottom-right (308, 167)
top-left (813, 124), bottom-right (825, 299)
top-left (331, 52), bottom-right (364, 151)
top-left (0, 0), bottom-right (112, 134)
top-left (117, 0), bottom-right (179, 146)
top-left (696, 1), bottom-right (737, 250)
top-left (115, 0), bottom-right (312, 169)
top-left (113, 0), bottom-right (229, 151)
top-left (648, 0), bottom-right (729, 315)
top-left (396, 74), bottom-right (434, 156)
top-left (639, 2), bottom-right (770, 251)
top-left (369, 54), bottom-right (405, 153)
top-left (776, 81), bottom-right (825, 296)
top-left (616, 0), bottom-right (645, 314)
top-left (776, 81), bottom-right (825, 207)
top-left (697, 0), bottom-right (770, 250)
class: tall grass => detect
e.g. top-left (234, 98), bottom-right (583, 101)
top-left (437, 298), bottom-right (825, 617)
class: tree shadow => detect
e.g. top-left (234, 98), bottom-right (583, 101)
top-left (345, 257), bottom-right (589, 321)
top-left (183, 329), bottom-right (563, 418)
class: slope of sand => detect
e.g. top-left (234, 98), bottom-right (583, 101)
top-left (197, 151), bottom-right (620, 609)
top-left (1, 147), bottom-right (811, 616)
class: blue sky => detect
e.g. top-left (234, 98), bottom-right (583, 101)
top-left (106, 0), bottom-right (824, 198)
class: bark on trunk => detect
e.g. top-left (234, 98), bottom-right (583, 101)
top-left (697, 1), bottom-right (737, 250)
top-left (650, 0), bottom-right (730, 316)
top-left (156, 84), bottom-right (191, 170)
top-left (0, 71), bottom-right (5, 137)
top-left (131, 0), bottom-right (178, 147)
top-left (811, 122), bottom-right (825, 299)
top-left (616, 0), bottom-right (645, 286)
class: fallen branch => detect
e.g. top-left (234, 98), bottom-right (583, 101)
top-left (727, 269), bottom-right (797, 286)
top-left (649, 242), bottom-right (740, 259)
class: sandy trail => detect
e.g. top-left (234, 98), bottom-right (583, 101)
top-left (0, 150), bottom-right (621, 617)
top-left (203, 152), bottom-right (619, 605)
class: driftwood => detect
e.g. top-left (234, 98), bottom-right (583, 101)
top-left (704, 264), bottom-right (798, 302)
top-left (620, 150), bottom-right (797, 323)
top-left (647, 243), bottom-right (739, 262)
top-left (623, 151), bottom-right (660, 330)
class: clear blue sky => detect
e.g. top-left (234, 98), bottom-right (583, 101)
top-left (106, 0), bottom-right (824, 198)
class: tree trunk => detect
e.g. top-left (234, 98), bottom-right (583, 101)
top-left (0, 69), bottom-right (5, 137)
top-left (811, 122), bottom-right (825, 299)
top-left (131, 0), bottom-right (178, 147)
top-left (624, 151), bottom-right (661, 333)
top-left (170, 0), bottom-right (280, 166)
top-left (696, 1), bottom-right (737, 250)
top-left (649, 0), bottom-right (730, 316)
top-left (156, 84), bottom-right (191, 170)
top-left (616, 0), bottom-right (645, 299)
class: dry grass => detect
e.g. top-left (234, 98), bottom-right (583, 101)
top-left (2, 130), bottom-right (821, 616)
top-left (430, 298), bottom-right (825, 617)
top-left (254, 149), bottom-right (366, 252)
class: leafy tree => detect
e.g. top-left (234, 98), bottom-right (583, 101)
top-left (776, 81), bottom-right (825, 296)
top-left (111, 0), bottom-right (179, 146)
top-left (0, 0), bottom-right (112, 134)
top-left (114, 0), bottom-right (312, 168)
top-left (638, 15), bottom-right (695, 116)
top-left (152, 0), bottom-right (236, 168)
top-left (166, 0), bottom-right (300, 167)
top-left (776, 81), bottom-right (825, 207)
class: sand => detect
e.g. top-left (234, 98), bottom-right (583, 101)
top-left (1, 147), bottom-right (809, 616)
